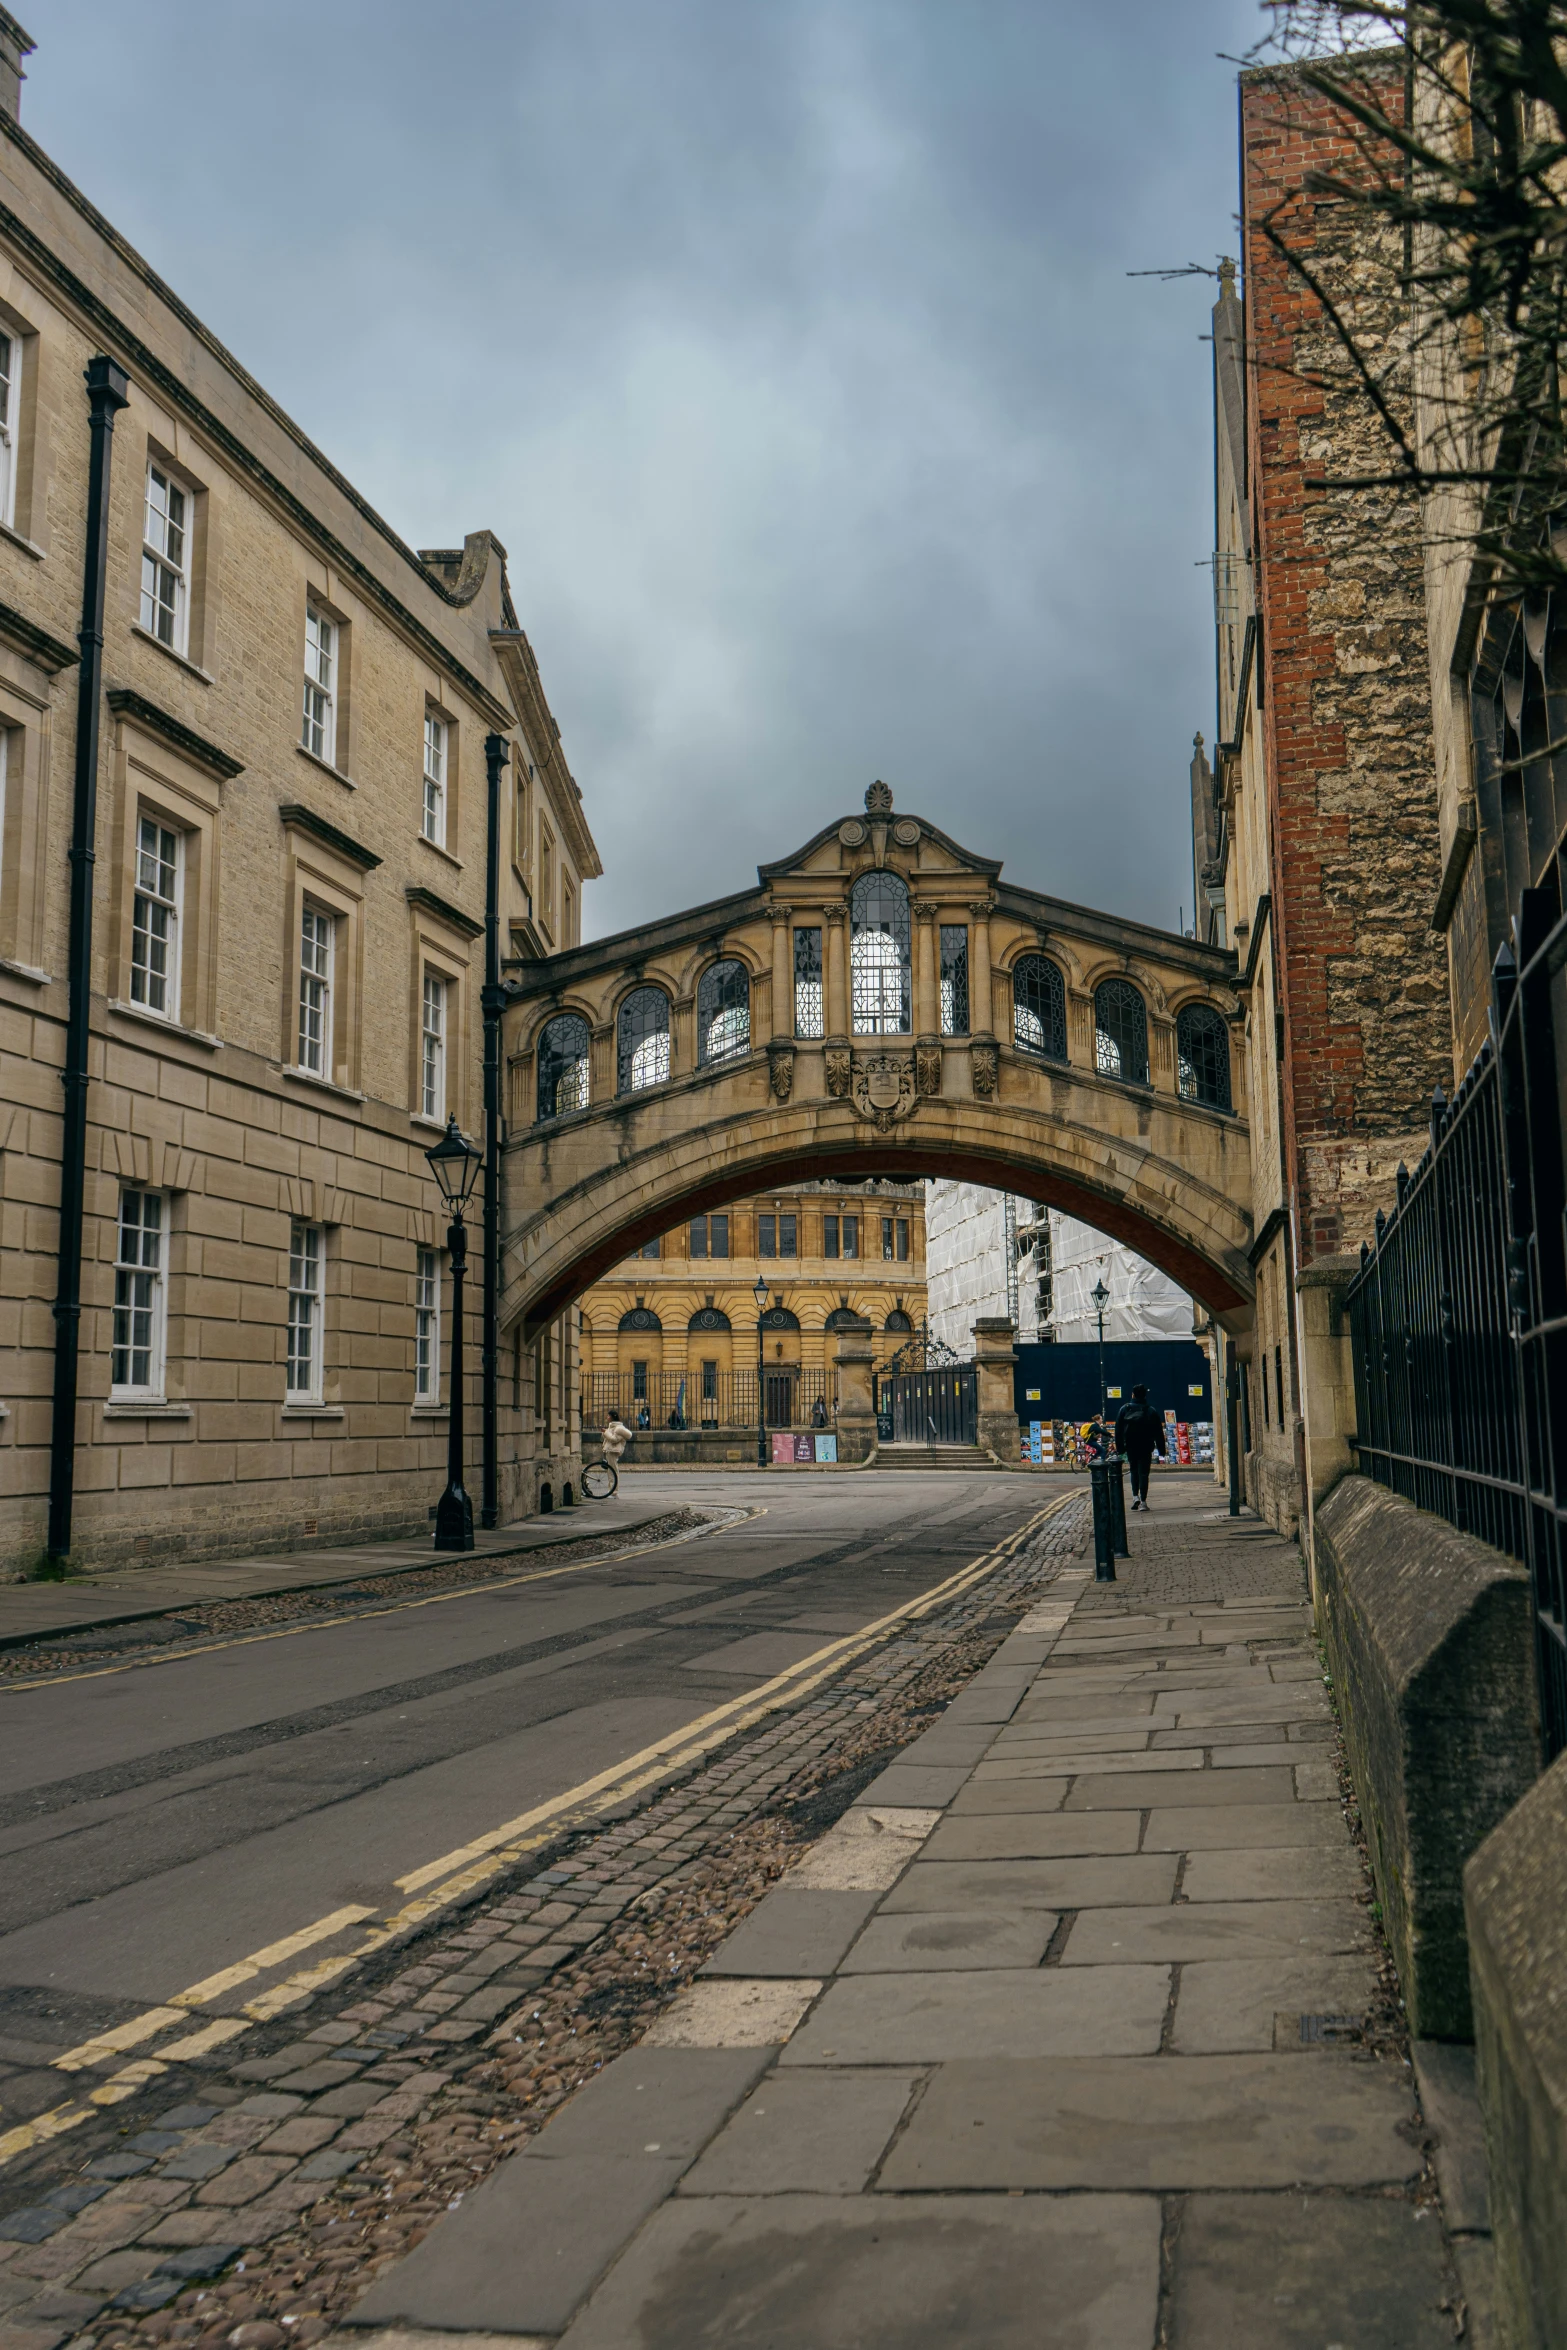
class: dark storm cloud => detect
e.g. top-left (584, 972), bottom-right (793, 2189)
top-left (26, 0), bottom-right (1261, 937)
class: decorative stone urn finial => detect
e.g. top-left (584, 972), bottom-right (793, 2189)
top-left (864, 779), bottom-right (893, 815)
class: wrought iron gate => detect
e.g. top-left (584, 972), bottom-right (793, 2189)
top-left (885, 1365), bottom-right (978, 1446)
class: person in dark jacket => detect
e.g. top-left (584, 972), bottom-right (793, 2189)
top-left (1114, 1384), bottom-right (1166, 1510)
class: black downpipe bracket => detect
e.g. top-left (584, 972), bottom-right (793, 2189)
top-left (47, 356), bottom-right (129, 1566)
top-left (480, 730), bottom-right (509, 1530)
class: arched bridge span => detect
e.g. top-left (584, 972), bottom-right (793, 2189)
top-left (501, 787), bottom-right (1253, 1338)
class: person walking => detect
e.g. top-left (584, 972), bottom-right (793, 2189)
top-left (1114, 1383), bottom-right (1166, 1511)
top-left (602, 1411), bottom-right (633, 1467)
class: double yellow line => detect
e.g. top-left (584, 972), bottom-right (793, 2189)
top-left (0, 1492), bottom-right (1070, 2170)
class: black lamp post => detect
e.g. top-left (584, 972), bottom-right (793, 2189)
top-left (426, 1114), bottom-right (482, 1550)
top-left (754, 1273), bottom-right (770, 1470)
top-left (1091, 1274), bottom-right (1111, 1422)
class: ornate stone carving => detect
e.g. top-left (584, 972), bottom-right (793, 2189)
top-left (864, 779), bottom-right (894, 815)
top-left (766, 901), bottom-right (793, 925)
top-left (767, 1043), bottom-right (795, 1102)
top-left (968, 899), bottom-right (993, 921)
top-left (825, 902), bottom-right (848, 926)
top-left (892, 818), bottom-right (921, 847)
top-left (852, 1051), bottom-right (915, 1133)
top-left (915, 1040), bottom-right (943, 1098)
top-left (970, 1040), bottom-right (999, 1100)
top-left (837, 819), bottom-right (867, 848)
top-left (824, 1045), bottom-right (853, 1099)
top-left (912, 898), bottom-right (939, 924)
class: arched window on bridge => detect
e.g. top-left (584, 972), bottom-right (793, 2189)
top-left (536, 1013), bottom-right (591, 1121)
top-left (851, 872), bottom-right (911, 1035)
top-left (688, 1305), bottom-right (732, 1331)
top-left (1177, 1001), bottom-right (1232, 1112)
top-left (1094, 978), bottom-right (1149, 1086)
top-left (618, 1304), bottom-right (663, 1332)
top-left (1013, 955), bottom-right (1067, 1061)
top-left (698, 959), bottom-right (751, 1064)
top-left (618, 986), bottom-right (671, 1093)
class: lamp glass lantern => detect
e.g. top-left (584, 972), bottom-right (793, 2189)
top-left (426, 1115), bottom-right (482, 1213)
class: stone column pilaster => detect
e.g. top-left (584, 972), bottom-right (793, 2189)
top-left (913, 899), bottom-right (939, 1036)
top-left (768, 903), bottom-right (793, 1041)
top-left (969, 901), bottom-right (994, 1039)
top-left (825, 903), bottom-right (849, 1039)
top-left (972, 1315), bottom-right (1018, 1461)
top-left (833, 1315), bottom-right (876, 1461)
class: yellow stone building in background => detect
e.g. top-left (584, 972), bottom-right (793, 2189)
top-left (580, 1179), bottom-right (926, 1456)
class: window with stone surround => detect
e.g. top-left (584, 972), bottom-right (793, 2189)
top-left (111, 1189), bottom-right (166, 1399)
top-left (0, 331), bottom-right (21, 531)
top-left (297, 901), bottom-right (335, 1075)
top-left (423, 711), bottom-right (448, 846)
top-left (286, 1220), bottom-right (324, 1402)
top-left (129, 814), bottom-right (181, 1021)
top-left (302, 605), bottom-right (336, 764)
top-left (421, 969), bottom-right (447, 1122)
top-left (141, 462), bottom-right (191, 655)
top-left (415, 1245), bottom-right (441, 1403)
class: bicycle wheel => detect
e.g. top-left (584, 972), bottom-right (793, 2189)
top-left (582, 1459), bottom-right (618, 1500)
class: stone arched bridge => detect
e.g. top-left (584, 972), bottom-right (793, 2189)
top-left (500, 785), bottom-right (1252, 1340)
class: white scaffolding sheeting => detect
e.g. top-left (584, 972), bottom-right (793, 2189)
top-left (925, 1183), bottom-right (1191, 1352)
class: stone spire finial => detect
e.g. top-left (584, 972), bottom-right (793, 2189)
top-left (864, 779), bottom-right (893, 814)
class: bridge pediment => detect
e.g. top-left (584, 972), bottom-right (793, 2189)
top-left (502, 783), bottom-right (1252, 1341)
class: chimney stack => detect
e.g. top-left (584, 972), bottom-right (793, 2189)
top-left (0, 11), bottom-right (34, 123)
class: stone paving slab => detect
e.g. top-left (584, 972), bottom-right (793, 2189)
top-left (553, 2192), bottom-right (1162, 2350)
top-left (919, 1811), bottom-right (1141, 1859)
top-left (513, 2046), bottom-right (773, 2163)
top-left (839, 1908), bottom-right (1057, 1971)
top-left (879, 2053), bottom-right (1423, 2189)
top-left (1170, 1956), bottom-right (1382, 2052)
top-left (345, 2152), bottom-right (687, 2335)
top-left (778, 1966), bottom-right (1170, 2064)
top-left (1165, 2191), bottom-right (1456, 2347)
top-left (698, 1889), bottom-right (880, 1979)
top-left (1142, 1801), bottom-right (1344, 1849)
top-left (852, 1764), bottom-right (971, 1808)
top-left (942, 1777), bottom-right (1070, 1816)
top-left (1062, 1897), bottom-right (1371, 1965)
top-left (881, 1854), bottom-right (1176, 1910)
top-left (1064, 1765), bottom-right (1296, 1808)
top-left (1179, 1843), bottom-right (1364, 1901)
top-left (678, 2068), bottom-right (922, 2195)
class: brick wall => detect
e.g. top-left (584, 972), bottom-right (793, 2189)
top-left (1241, 59), bottom-right (1451, 1263)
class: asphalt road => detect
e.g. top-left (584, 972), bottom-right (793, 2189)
top-left (0, 1471), bottom-right (1047, 2072)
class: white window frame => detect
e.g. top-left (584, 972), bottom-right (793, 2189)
top-left (140, 462), bottom-right (191, 656)
top-left (286, 1220), bottom-right (325, 1402)
top-left (415, 1244), bottom-right (441, 1402)
top-left (302, 605), bottom-right (336, 764)
top-left (297, 901), bottom-right (335, 1076)
top-left (0, 330), bottom-right (19, 531)
top-left (421, 969), bottom-right (447, 1122)
top-left (129, 813), bottom-right (182, 1021)
top-left (111, 1188), bottom-right (166, 1400)
top-left (422, 712), bottom-right (447, 846)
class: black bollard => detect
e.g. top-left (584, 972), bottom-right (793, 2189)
top-left (1109, 1450), bottom-right (1129, 1558)
top-left (1089, 1461), bottom-right (1117, 1582)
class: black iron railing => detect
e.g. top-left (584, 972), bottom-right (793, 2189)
top-left (1347, 889), bottom-right (1567, 1764)
top-left (584, 1367), bottom-right (831, 1432)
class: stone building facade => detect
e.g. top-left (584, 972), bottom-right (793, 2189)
top-left (579, 1180), bottom-right (925, 1459)
top-left (1192, 56), bottom-right (1452, 1534)
top-left (0, 22), bottom-right (597, 1575)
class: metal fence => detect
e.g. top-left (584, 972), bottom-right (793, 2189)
top-left (1347, 890), bottom-right (1567, 1764)
top-left (584, 1366), bottom-right (832, 1432)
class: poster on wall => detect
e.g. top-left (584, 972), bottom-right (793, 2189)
top-left (794, 1434), bottom-right (813, 1463)
top-left (772, 1433), bottom-right (796, 1465)
top-left (815, 1433), bottom-right (838, 1462)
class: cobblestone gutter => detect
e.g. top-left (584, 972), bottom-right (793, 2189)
top-left (0, 1499), bottom-right (1089, 2350)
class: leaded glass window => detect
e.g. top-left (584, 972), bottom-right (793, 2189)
top-left (1177, 1002), bottom-right (1232, 1110)
top-left (1095, 978), bottom-right (1149, 1085)
top-left (794, 926), bottom-right (824, 1038)
top-left (698, 959), bottom-right (750, 1063)
top-left (617, 987), bottom-right (671, 1092)
top-left (536, 1012), bottom-right (590, 1121)
top-left (851, 872), bottom-right (911, 1034)
top-left (940, 924), bottom-right (969, 1035)
top-left (1013, 955), bottom-right (1066, 1060)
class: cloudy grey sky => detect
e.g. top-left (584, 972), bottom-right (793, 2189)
top-left (25, 0), bottom-right (1260, 941)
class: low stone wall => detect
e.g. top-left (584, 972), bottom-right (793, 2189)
top-left (1465, 1751), bottom-right (1567, 2350)
top-left (1313, 1475), bottom-right (1538, 2039)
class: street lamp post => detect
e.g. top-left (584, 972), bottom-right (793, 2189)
top-left (426, 1115), bottom-right (482, 1551)
top-left (754, 1273), bottom-right (770, 1470)
top-left (1091, 1275), bottom-right (1111, 1422)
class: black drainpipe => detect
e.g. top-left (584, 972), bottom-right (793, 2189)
top-left (46, 355), bottom-right (130, 1565)
top-left (480, 729), bottom-right (510, 1529)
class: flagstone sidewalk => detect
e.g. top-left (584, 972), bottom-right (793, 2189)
top-left (336, 1500), bottom-right (1482, 2348)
